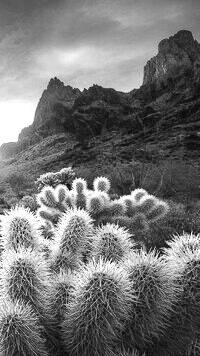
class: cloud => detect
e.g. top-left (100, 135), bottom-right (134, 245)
top-left (0, 0), bottom-right (200, 100)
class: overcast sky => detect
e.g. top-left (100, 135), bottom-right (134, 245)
top-left (0, 0), bottom-right (200, 146)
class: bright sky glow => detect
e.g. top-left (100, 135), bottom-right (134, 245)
top-left (0, 101), bottom-right (36, 145)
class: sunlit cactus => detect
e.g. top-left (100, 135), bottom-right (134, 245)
top-left (86, 192), bottom-right (105, 216)
top-left (157, 235), bottom-right (200, 355)
top-left (93, 176), bottom-right (111, 193)
top-left (37, 207), bottom-right (61, 226)
top-left (72, 177), bottom-right (87, 209)
top-left (92, 223), bottom-right (134, 262)
top-left (61, 258), bottom-right (135, 356)
top-left (0, 300), bottom-right (48, 356)
top-left (131, 188), bottom-right (147, 202)
top-left (164, 232), bottom-right (200, 259)
top-left (146, 200), bottom-right (169, 223)
top-left (0, 247), bottom-right (50, 315)
top-left (122, 250), bottom-right (178, 350)
top-left (34, 173), bottom-right (169, 243)
top-left (38, 184), bottom-right (71, 214)
top-left (37, 186), bottom-right (59, 209)
top-left (129, 213), bottom-right (149, 232)
top-left (39, 238), bottom-right (52, 259)
top-left (50, 249), bottom-right (81, 273)
top-left (54, 208), bottom-right (94, 256)
top-left (108, 199), bottom-right (127, 216)
top-left (138, 195), bottom-right (158, 215)
top-left (49, 270), bottom-right (75, 323)
top-left (117, 349), bottom-right (144, 356)
top-left (55, 184), bottom-right (69, 204)
top-left (72, 177), bottom-right (87, 193)
top-left (119, 195), bottom-right (134, 216)
top-left (0, 205), bottom-right (43, 251)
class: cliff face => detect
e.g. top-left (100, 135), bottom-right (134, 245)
top-left (32, 77), bottom-right (81, 129)
top-left (143, 30), bottom-right (200, 88)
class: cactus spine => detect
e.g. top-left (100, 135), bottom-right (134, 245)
top-left (92, 223), bottom-right (134, 262)
top-left (62, 258), bottom-right (135, 356)
top-left (0, 205), bottom-right (43, 251)
top-left (0, 300), bottom-right (48, 356)
top-left (122, 250), bottom-right (178, 350)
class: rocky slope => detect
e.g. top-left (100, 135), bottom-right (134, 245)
top-left (0, 30), bottom-right (200, 202)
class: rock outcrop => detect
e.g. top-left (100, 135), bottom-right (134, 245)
top-left (143, 30), bottom-right (200, 89)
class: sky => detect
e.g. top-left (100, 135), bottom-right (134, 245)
top-left (0, 0), bottom-right (200, 146)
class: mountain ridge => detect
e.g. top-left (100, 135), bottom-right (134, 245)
top-left (0, 29), bottom-right (200, 203)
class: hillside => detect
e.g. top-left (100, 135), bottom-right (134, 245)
top-left (0, 29), bottom-right (200, 204)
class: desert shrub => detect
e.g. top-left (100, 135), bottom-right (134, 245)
top-left (35, 166), bottom-right (75, 192)
top-left (143, 200), bottom-right (200, 251)
top-left (6, 172), bottom-right (32, 197)
top-left (19, 194), bottom-right (38, 211)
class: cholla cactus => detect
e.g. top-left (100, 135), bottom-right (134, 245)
top-left (35, 166), bottom-right (75, 192)
top-left (0, 247), bottom-right (59, 354)
top-left (92, 223), bottom-right (134, 262)
top-left (0, 300), bottom-right (48, 356)
top-left (37, 185), bottom-right (71, 226)
top-left (93, 176), bottom-right (111, 193)
top-left (164, 232), bottom-right (200, 259)
top-left (49, 270), bottom-right (75, 323)
top-left (72, 178), bottom-right (87, 209)
top-left (0, 248), bottom-right (50, 315)
top-left (50, 208), bottom-right (94, 271)
top-left (0, 205), bottom-right (43, 251)
top-left (37, 184), bottom-right (77, 227)
top-left (131, 188), bottom-right (147, 202)
top-left (36, 174), bottom-right (169, 252)
top-left (35, 177), bottom-right (169, 254)
top-left (54, 208), bottom-right (94, 256)
top-left (122, 250), bottom-right (178, 350)
top-left (157, 234), bottom-right (200, 355)
top-left (50, 250), bottom-right (81, 273)
top-left (37, 186), bottom-right (68, 212)
top-left (117, 349), bottom-right (145, 356)
top-left (86, 192), bottom-right (106, 216)
top-left (61, 258), bottom-right (135, 356)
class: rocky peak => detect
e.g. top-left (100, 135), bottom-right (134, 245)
top-left (143, 30), bottom-right (200, 88)
top-left (47, 77), bottom-right (64, 88)
top-left (31, 77), bottom-right (81, 129)
top-left (74, 84), bottom-right (120, 106)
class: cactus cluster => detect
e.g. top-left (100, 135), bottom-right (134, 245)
top-left (0, 168), bottom-right (199, 356)
top-left (37, 176), bottom-right (169, 246)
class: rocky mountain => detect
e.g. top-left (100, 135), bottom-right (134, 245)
top-left (143, 30), bottom-right (200, 87)
top-left (0, 30), bottom-right (200, 202)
